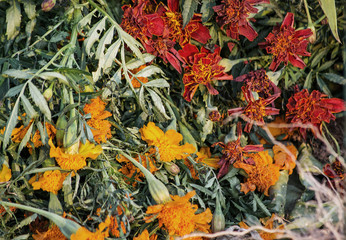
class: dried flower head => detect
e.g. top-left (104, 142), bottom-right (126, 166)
top-left (30, 170), bottom-right (70, 194)
top-left (32, 224), bottom-right (67, 240)
top-left (70, 216), bottom-right (111, 240)
top-left (273, 143), bottom-right (298, 175)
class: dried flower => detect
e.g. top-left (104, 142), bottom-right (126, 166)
top-left (234, 151), bottom-right (281, 196)
top-left (273, 143), bottom-right (298, 175)
top-left (209, 110), bottom-right (223, 122)
top-left (109, 215), bottom-right (127, 238)
top-left (259, 12), bottom-right (313, 71)
top-left (30, 170), bottom-right (70, 194)
top-left (70, 216), bottom-right (111, 240)
top-left (323, 160), bottom-right (345, 180)
top-left (196, 147), bottom-right (220, 169)
top-left (144, 191), bottom-right (212, 238)
top-left (49, 139), bottom-right (103, 171)
top-left (140, 122), bottom-right (196, 162)
top-left (32, 224), bottom-right (68, 240)
top-left (0, 164), bottom-right (11, 183)
top-left (286, 89), bottom-right (346, 138)
top-left (178, 44), bottom-right (233, 102)
top-left (228, 87), bottom-right (280, 132)
top-left (214, 0), bottom-right (270, 41)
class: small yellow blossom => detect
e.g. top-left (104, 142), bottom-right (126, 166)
top-left (49, 139), bottom-right (103, 171)
top-left (30, 170), bottom-right (70, 194)
top-left (32, 224), bottom-right (68, 240)
top-left (140, 122), bottom-right (196, 162)
top-left (70, 216), bottom-right (111, 240)
top-left (0, 164), bottom-right (11, 182)
top-left (234, 151), bottom-right (281, 196)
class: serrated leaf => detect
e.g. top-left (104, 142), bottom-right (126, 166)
top-left (28, 82), bottom-right (51, 121)
top-left (318, 0), bottom-right (340, 42)
top-left (182, 0), bottom-right (199, 28)
top-left (6, 0), bottom-right (21, 40)
top-left (323, 73), bottom-right (346, 85)
top-left (126, 54), bottom-right (156, 70)
top-left (17, 121), bottom-right (33, 155)
top-left (253, 193), bottom-right (271, 216)
top-left (3, 100), bottom-right (19, 150)
top-left (316, 74), bottom-right (332, 97)
top-left (14, 213), bottom-right (37, 231)
top-left (77, 9), bottom-right (96, 31)
top-left (3, 69), bottom-right (32, 79)
top-left (144, 79), bottom-right (170, 88)
top-left (201, 0), bottom-right (216, 23)
top-left (303, 70), bottom-right (313, 90)
top-left (20, 95), bottom-right (38, 119)
top-left (102, 39), bottom-right (121, 71)
top-left (4, 84), bottom-right (24, 98)
top-left (96, 26), bottom-right (115, 59)
top-left (120, 31), bottom-right (144, 61)
top-left (135, 65), bottom-right (164, 78)
top-left (84, 17), bottom-right (106, 55)
top-left (147, 88), bottom-right (170, 120)
top-left (38, 72), bottom-right (69, 86)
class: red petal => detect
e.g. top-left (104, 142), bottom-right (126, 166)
top-left (206, 83), bottom-right (219, 95)
top-left (288, 54), bottom-right (306, 69)
top-left (190, 23), bottom-right (211, 44)
top-left (166, 51), bottom-right (182, 73)
top-left (178, 44), bottom-right (199, 63)
top-left (269, 58), bottom-right (282, 71)
top-left (168, 0), bottom-right (179, 12)
top-left (183, 83), bottom-right (199, 102)
top-left (265, 107), bottom-right (280, 115)
top-left (295, 28), bottom-right (313, 39)
top-left (239, 23), bottom-right (258, 41)
top-left (145, 14), bottom-right (165, 36)
top-left (228, 107), bottom-right (245, 116)
top-left (228, 42), bottom-right (235, 52)
top-left (248, 0), bottom-right (270, 3)
top-left (281, 12), bottom-right (294, 29)
top-left (322, 98), bottom-right (346, 113)
top-left (243, 144), bottom-right (264, 152)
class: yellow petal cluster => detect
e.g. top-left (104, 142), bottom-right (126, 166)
top-left (140, 122), bottom-right (196, 162)
top-left (196, 147), bottom-right (220, 169)
top-left (0, 164), bottom-right (11, 182)
top-left (30, 170), bottom-right (70, 194)
top-left (273, 143), bottom-right (298, 175)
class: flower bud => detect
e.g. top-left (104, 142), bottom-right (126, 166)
top-left (212, 198), bottom-right (225, 233)
top-left (148, 177), bottom-right (171, 204)
top-left (308, 24), bottom-right (316, 44)
top-left (209, 110), bottom-right (222, 122)
top-left (43, 82), bottom-right (54, 101)
top-left (56, 114), bottom-right (67, 147)
top-left (164, 162), bottom-right (180, 176)
top-left (41, 0), bottom-right (56, 12)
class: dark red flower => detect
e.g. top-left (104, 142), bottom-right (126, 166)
top-left (286, 89), bottom-right (346, 138)
top-left (213, 0), bottom-right (270, 41)
top-left (234, 69), bottom-right (281, 99)
top-left (228, 87), bottom-right (280, 132)
top-left (209, 110), bottom-right (223, 122)
top-left (178, 44), bottom-right (233, 102)
top-left (323, 160), bottom-right (345, 180)
top-left (212, 123), bottom-right (264, 178)
top-left (259, 12), bottom-right (313, 71)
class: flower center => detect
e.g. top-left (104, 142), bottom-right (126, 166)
top-left (244, 99), bottom-right (267, 121)
top-left (267, 27), bottom-right (295, 58)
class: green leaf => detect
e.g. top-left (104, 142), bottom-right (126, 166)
top-left (323, 73), bottom-right (346, 85)
top-left (2, 99), bottom-right (19, 150)
top-left (182, 0), bottom-right (199, 28)
top-left (38, 72), bottom-right (69, 86)
top-left (63, 173), bottom-right (73, 206)
top-left (126, 54), bottom-right (156, 70)
top-left (4, 84), bottom-right (24, 98)
top-left (201, 0), bottom-right (216, 23)
top-left (318, 0), bottom-right (340, 42)
top-left (84, 17), bottom-right (106, 55)
top-left (253, 193), bottom-right (271, 216)
top-left (178, 121), bottom-right (198, 152)
top-left (316, 74), bottom-right (332, 97)
top-left (317, 60), bottom-right (336, 72)
top-left (270, 170), bottom-right (289, 216)
top-left (138, 86), bottom-right (148, 114)
top-left (20, 95), bottom-right (38, 119)
top-left (96, 26), bottom-right (115, 59)
top-left (49, 192), bottom-right (63, 215)
top-left (23, 0), bottom-right (36, 19)
top-left (303, 70), bottom-right (313, 90)
top-left (135, 65), bottom-right (164, 78)
top-left (77, 9), bottom-right (96, 31)
top-left (144, 79), bottom-right (170, 88)
top-left (3, 69), bottom-right (32, 79)
top-left (102, 39), bottom-right (121, 71)
top-left (6, 0), bottom-right (21, 40)
top-left (310, 47), bottom-right (329, 68)
top-left (189, 183), bottom-right (214, 196)
top-left (14, 213), bottom-right (38, 231)
top-left (17, 121), bottom-right (33, 155)
top-left (147, 88), bottom-right (170, 120)
top-left (120, 31), bottom-right (144, 61)
top-left (28, 82), bottom-right (51, 121)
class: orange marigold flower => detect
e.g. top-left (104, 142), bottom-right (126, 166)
top-left (0, 164), bottom-right (11, 183)
top-left (234, 151), bottom-right (281, 196)
top-left (30, 170), bottom-right (70, 194)
top-left (212, 123), bottom-right (263, 179)
top-left (29, 123), bottom-right (56, 153)
top-left (286, 88), bottom-right (346, 139)
top-left (213, 0), bottom-right (270, 41)
top-left (11, 122), bottom-right (33, 143)
top-left (49, 139), bottom-right (103, 171)
top-left (130, 65), bottom-right (149, 88)
top-left (144, 191), bottom-right (212, 238)
top-left (70, 216), bottom-right (111, 240)
top-left (259, 12), bottom-right (313, 71)
top-left (178, 44), bottom-right (233, 102)
top-left (239, 214), bottom-right (284, 240)
top-left (273, 143), bottom-right (298, 175)
top-left (32, 224), bottom-right (68, 240)
top-left (196, 147), bottom-right (220, 169)
top-left (140, 122), bottom-right (196, 162)
top-left (228, 87), bottom-right (280, 133)
top-left (133, 229), bottom-right (158, 240)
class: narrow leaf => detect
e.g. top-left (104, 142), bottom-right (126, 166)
top-left (6, 0), bottom-right (21, 40)
top-left (303, 70), bottom-right (313, 90)
top-left (3, 69), bottom-right (32, 79)
top-left (144, 79), bottom-right (170, 88)
top-left (201, 0), bottom-right (216, 23)
top-left (126, 54), bottom-right (156, 70)
top-left (28, 82), bottom-right (51, 121)
top-left (4, 84), bottom-right (24, 98)
top-left (3, 100), bottom-right (19, 150)
top-left (38, 72), bottom-right (69, 86)
top-left (147, 88), bottom-right (170, 120)
top-left (182, 0), bottom-right (199, 28)
top-left (316, 74), bottom-right (332, 97)
top-left (77, 9), bottom-right (96, 31)
top-left (21, 95), bottom-right (38, 119)
top-left (96, 26), bottom-right (115, 59)
top-left (139, 86), bottom-right (148, 114)
top-left (18, 121), bottom-right (33, 155)
top-left (103, 39), bottom-right (121, 71)
top-left (323, 73), bottom-right (346, 85)
top-left (318, 0), bottom-right (340, 42)
top-left (135, 65), bottom-right (164, 78)
top-left (84, 17), bottom-right (106, 55)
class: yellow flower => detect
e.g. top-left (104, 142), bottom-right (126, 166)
top-left (32, 224), bottom-right (68, 240)
top-left (0, 127), bottom-right (5, 135)
top-left (196, 147), bottom-right (220, 169)
top-left (83, 96), bottom-right (112, 144)
top-left (239, 214), bottom-right (284, 240)
top-left (133, 229), bottom-right (157, 240)
top-left (234, 151), bottom-right (280, 196)
top-left (273, 143), bottom-right (298, 175)
top-left (70, 216), bottom-right (111, 240)
top-left (144, 191), bottom-right (212, 238)
top-left (140, 122), bottom-right (196, 162)
top-left (29, 170), bottom-right (70, 194)
top-left (49, 139), bottom-right (103, 171)
top-left (0, 164), bottom-right (11, 182)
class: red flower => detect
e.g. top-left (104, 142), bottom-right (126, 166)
top-left (228, 87), bottom-right (280, 132)
top-left (212, 123), bottom-right (263, 179)
top-left (234, 69), bottom-right (281, 99)
top-left (213, 0), bottom-right (270, 41)
top-left (178, 44), bottom-right (233, 102)
top-left (323, 160), bottom-right (345, 180)
top-left (286, 89), bottom-right (346, 138)
top-left (259, 12), bottom-right (313, 71)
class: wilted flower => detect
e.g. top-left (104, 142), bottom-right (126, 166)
top-left (259, 12), bottom-right (313, 71)
top-left (228, 87), bottom-right (280, 132)
top-left (0, 164), bottom-right (11, 183)
top-left (196, 147), bottom-right (220, 169)
top-left (286, 89), bottom-right (346, 138)
top-left (144, 191), bottom-right (212, 238)
top-left (70, 216), bottom-right (111, 240)
top-left (323, 160), bottom-right (345, 180)
top-left (213, 0), bottom-right (270, 41)
top-left (273, 143), bottom-right (298, 175)
top-left (178, 44), bottom-right (233, 102)
top-left (140, 122), bottom-right (196, 162)
top-left (29, 170), bottom-right (70, 195)
top-left (32, 224), bottom-right (67, 240)
top-left (234, 151), bottom-right (281, 196)
top-left (212, 123), bottom-right (263, 179)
